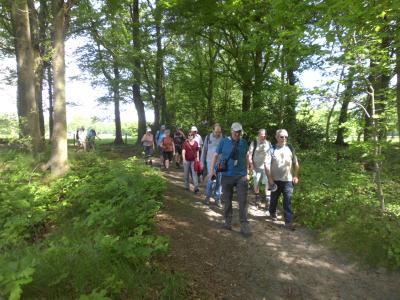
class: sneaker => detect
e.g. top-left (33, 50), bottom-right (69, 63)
top-left (240, 223), bottom-right (252, 238)
top-left (223, 222), bottom-right (232, 230)
top-left (269, 213), bottom-right (277, 221)
top-left (285, 222), bottom-right (296, 231)
top-left (204, 196), bottom-right (210, 205)
top-left (215, 200), bottom-right (222, 208)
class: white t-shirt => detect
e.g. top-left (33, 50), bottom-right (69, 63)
top-left (270, 145), bottom-right (298, 181)
top-left (249, 139), bottom-right (272, 170)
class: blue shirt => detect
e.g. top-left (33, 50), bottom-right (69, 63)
top-left (156, 130), bottom-right (166, 146)
top-left (216, 137), bottom-right (248, 177)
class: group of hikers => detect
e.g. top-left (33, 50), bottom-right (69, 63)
top-left (76, 127), bottom-right (99, 151)
top-left (141, 122), bottom-right (300, 237)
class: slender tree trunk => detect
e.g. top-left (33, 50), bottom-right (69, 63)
top-left (155, 7), bottom-right (166, 125)
top-left (47, 63), bottom-right (54, 139)
top-left (206, 35), bottom-right (215, 123)
top-left (252, 48), bottom-right (263, 109)
top-left (11, 0), bottom-right (43, 153)
top-left (113, 66), bottom-right (124, 145)
top-left (396, 44), bottom-right (400, 143)
top-left (286, 69), bottom-right (297, 131)
top-left (335, 70), bottom-right (354, 146)
top-left (326, 67), bottom-right (345, 143)
top-left (50, 0), bottom-right (69, 176)
top-left (130, 0), bottom-right (146, 144)
top-left (242, 82), bottom-right (252, 112)
top-left (367, 85), bottom-right (385, 211)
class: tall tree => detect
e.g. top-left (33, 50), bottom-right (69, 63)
top-left (49, 0), bottom-right (78, 176)
top-left (10, 0), bottom-right (43, 153)
top-left (129, 0), bottom-right (146, 143)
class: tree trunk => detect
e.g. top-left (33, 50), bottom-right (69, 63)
top-left (11, 0), bottom-right (43, 153)
top-left (396, 44), bottom-right (400, 143)
top-left (130, 0), bottom-right (146, 144)
top-left (113, 66), bottom-right (124, 145)
top-left (50, 0), bottom-right (69, 176)
top-left (155, 6), bottom-right (166, 125)
top-left (47, 62), bottom-right (54, 139)
top-left (335, 70), bottom-right (354, 146)
top-left (286, 69), bottom-right (297, 131)
top-left (242, 82), bottom-right (252, 112)
top-left (28, 0), bottom-right (45, 140)
top-left (252, 48), bottom-right (263, 109)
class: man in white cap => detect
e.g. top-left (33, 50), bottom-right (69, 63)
top-left (209, 122), bottom-right (251, 237)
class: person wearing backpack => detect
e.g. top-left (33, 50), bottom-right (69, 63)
top-left (173, 127), bottom-right (186, 168)
top-left (201, 123), bottom-right (223, 206)
top-left (87, 128), bottom-right (99, 150)
top-left (248, 129), bottom-right (272, 209)
top-left (266, 129), bottom-right (300, 231)
top-left (156, 125), bottom-right (166, 168)
top-left (161, 129), bottom-right (175, 171)
top-left (209, 122), bottom-right (251, 238)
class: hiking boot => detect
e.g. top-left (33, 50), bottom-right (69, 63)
top-left (215, 200), bottom-right (222, 208)
top-left (240, 223), bottom-right (252, 238)
top-left (194, 188), bottom-right (199, 194)
top-left (223, 222), bottom-right (232, 231)
top-left (285, 222), bottom-right (296, 231)
top-left (265, 196), bottom-right (270, 209)
top-left (204, 196), bottom-right (210, 205)
top-left (254, 194), bottom-right (260, 207)
top-left (269, 213), bottom-right (278, 221)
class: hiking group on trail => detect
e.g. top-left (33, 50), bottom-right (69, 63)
top-left (141, 122), bottom-right (300, 237)
top-left (76, 127), bottom-right (99, 152)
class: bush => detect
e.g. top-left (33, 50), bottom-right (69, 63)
top-left (295, 146), bottom-right (400, 269)
top-left (0, 153), bottom-right (187, 299)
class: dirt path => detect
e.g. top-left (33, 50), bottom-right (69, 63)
top-left (154, 164), bottom-right (400, 299)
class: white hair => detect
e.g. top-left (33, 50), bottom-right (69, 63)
top-left (276, 129), bottom-right (288, 137)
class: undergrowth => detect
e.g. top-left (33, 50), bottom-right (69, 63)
top-left (295, 143), bottom-right (400, 269)
top-left (0, 149), bottom-right (187, 299)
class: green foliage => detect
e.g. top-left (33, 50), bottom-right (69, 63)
top-left (295, 144), bottom-right (400, 269)
top-left (0, 151), bottom-right (187, 299)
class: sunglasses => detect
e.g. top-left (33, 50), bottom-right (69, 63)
top-left (234, 130), bottom-right (242, 134)
top-left (279, 136), bottom-right (288, 139)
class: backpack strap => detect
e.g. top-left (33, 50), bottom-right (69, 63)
top-left (252, 140), bottom-right (257, 161)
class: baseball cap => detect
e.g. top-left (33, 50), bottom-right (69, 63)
top-left (231, 122), bottom-right (243, 131)
top-left (161, 125), bottom-right (166, 130)
top-left (146, 128), bottom-right (151, 132)
top-left (191, 126), bottom-right (198, 132)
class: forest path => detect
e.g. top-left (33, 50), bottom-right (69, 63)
top-left (154, 163), bottom-right (400, 300)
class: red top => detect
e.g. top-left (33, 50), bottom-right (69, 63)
top-left (162, 136), bottom-right (174, 152)
top-left (183, 140), bottom-right (199, 161)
